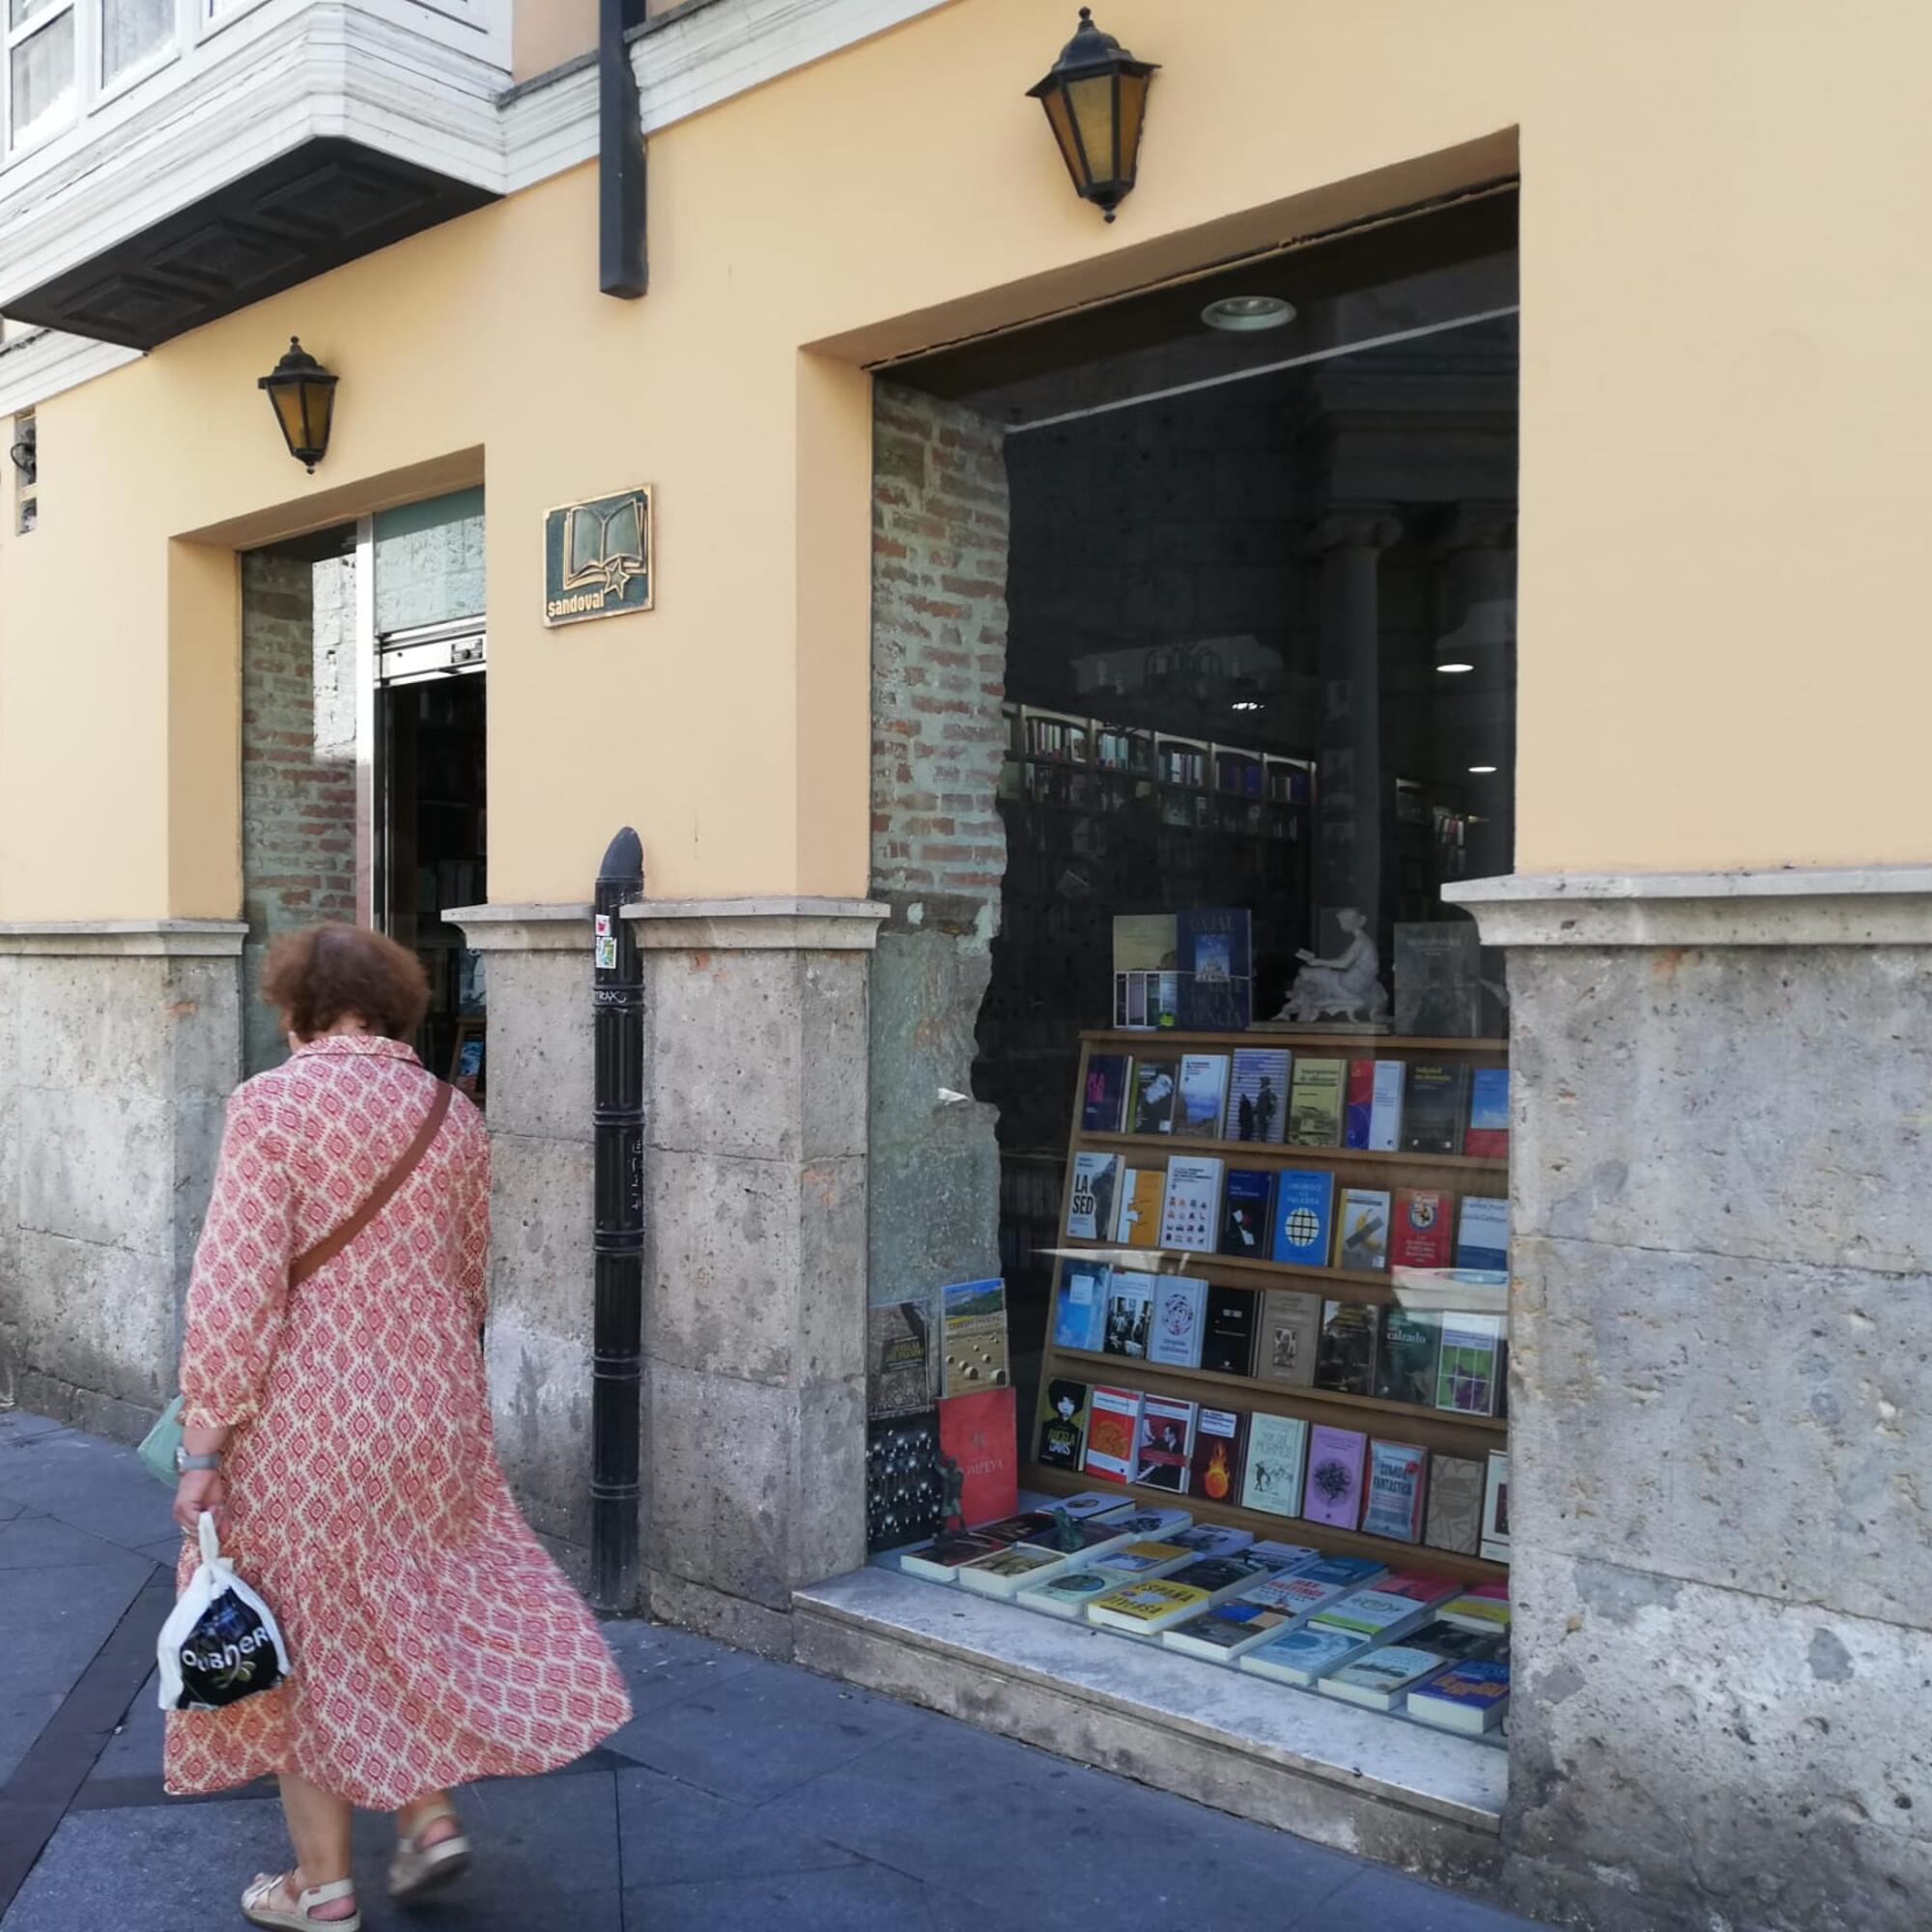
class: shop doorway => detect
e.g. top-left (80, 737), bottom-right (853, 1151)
top-left (238, 489), bottom-right (488, 1094)
top-left (866, 189), bottom-right (1519, 1734)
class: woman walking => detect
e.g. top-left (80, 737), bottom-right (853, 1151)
top-left (165, 923), bottom-right (632, 1929)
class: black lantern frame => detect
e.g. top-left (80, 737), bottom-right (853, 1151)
top-left (1027, 8), bottom-right (1157, 222)
top-left (258, 337), bottom-right (338, 472)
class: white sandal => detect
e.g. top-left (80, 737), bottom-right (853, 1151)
top-left (241, 1872), bottom-right (360, 1930)
top-left (389, 1801), bottom-right (471, 1902)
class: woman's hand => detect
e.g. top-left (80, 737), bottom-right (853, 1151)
top-left (173, 1468), bottom-right (227, 1535)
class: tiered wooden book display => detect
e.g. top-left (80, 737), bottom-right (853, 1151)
top-left (1026, 1028), bottom-right (1511, 1586)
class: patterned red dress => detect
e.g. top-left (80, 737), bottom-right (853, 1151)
top-left (164, 1035), bottom-right (632, 1808)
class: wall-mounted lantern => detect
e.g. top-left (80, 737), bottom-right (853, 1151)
top-left (9, 413), bottom-right (35, 485)
top-left (258, 337), bottom-right (338, 472)
top-left (1027, 8), bottom-right (1157, 223)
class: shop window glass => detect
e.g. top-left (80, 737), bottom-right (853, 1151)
top-left (8, 6), bottom-right (73, 147)
top-left (373, 487), bottom-right (486, 634)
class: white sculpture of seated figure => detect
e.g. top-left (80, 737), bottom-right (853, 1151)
top-left (1274, 908), bottom-right (1390, 1025)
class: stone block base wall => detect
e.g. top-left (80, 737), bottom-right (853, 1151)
top-left (0, 923), bottom-right (243, 1440)
top-left (455, 897), bottom-right (883, 1637)
top-left (1450, 871), bottom-right (1932, 1932)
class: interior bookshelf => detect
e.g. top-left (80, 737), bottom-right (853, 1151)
top-left (1026, 1027), bottom-right (1511, 1589)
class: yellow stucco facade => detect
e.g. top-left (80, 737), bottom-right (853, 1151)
top-left (3, 0), bottom-right (1926, 920)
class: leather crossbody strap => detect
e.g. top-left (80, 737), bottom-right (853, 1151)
top-left (288, 1080), bottom-right (455, 1286)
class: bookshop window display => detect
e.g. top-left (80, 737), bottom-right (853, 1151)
top-left (869, 199), bottom-right (1520, 1742)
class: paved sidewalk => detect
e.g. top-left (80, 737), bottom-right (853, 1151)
top-left (0, 1409), bottom-right (1552, 1932)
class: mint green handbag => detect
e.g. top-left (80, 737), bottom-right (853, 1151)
top-left (138, 1395), bottom-right (185, 1487)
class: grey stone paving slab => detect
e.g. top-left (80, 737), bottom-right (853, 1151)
top-left (0, 1415), bottom-right (67, 1448)
top-left (615, 1764), bottom-right (860, 1887)
top-left (606, 1655), bottom-right (924, 1805)
top-left (625, 1857), bottom-right (933, 1932)
top-left (0, 1435), bottom-right (176, 1551)
top-left (83, 1668), bottom-right (162, 1786)
top-left (0, 1693), bottom-right (64, 1786)
top-left (0, 1517), bottom-right (159, 1572)
top-left (758, 1708), bottom-right (1364, 1920)
top-left (0, 1503), bottom-right (25, 1524)
top-left (0, 1559), bottom-right (150, 1696)
top-left (0, 1797), bottom-right (292, 1932)
top-left (137, 1536), bottom-right (185, 1570)
top-left (600, 1617), bottom-right (760, 1749)
top-left (1311, 1866), bottom-right (1555, 1931)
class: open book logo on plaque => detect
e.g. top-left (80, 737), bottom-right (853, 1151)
top-left (543, 487), bottom-right (654, 626)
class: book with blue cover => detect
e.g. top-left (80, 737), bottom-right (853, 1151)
top-left (1271, 1169), bottom-right (1335, 1269)
top-left (1051, 1261), bottom-right (1109, 1351)
top-left (1176, 909), bottom-right (1252, 1031)
top-left (1463, 1066), bottom-right (1510, 1158)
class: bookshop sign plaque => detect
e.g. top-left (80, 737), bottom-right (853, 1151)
top-left (543, 486), bottom-right (654, 626)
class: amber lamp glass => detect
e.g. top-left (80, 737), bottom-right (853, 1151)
top-left (258, 337), bottom-right (338, 472)
top-left (1027, 8), bottom-right (1157, 222)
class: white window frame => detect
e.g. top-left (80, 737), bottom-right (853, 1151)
top-left (5, 0), bottom-right (189, 156)
top-left (4, 0), bottom-right (79, 157)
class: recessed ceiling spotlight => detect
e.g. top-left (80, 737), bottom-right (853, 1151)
top-left (1230, 698), bottom-right (1264, 711)
top-left (1202, 295), bottom-right (1294, 334)
top-left (1436, 661), bottom-right (1474, 675)
top-left (1468, 764), bottom-right (1498, 775)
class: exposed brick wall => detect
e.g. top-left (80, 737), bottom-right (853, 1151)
top-left (241, 551), bottom-right (357, 1075)
top-left (871, 383), bottom-right (1009, 920)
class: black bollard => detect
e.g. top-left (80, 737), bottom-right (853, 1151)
top-left (591, 826), bottom-right (645, 1608)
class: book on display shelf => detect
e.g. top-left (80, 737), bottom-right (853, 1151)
top-left (1301, 1424), bottom-right (1369, 1531)
top-left (1176, 910), bottom-right (1253, 1032)
top-left (1403, 1619), bottom-right (1507, 1665)
top-left (1256, 1291), bottom-right (1321, 1387)
top-left (937, 1386), bottom-right (1016, 1527)
top-left (1115, 1168), bottom-right (1164, 1249)
top-left (1223, 1046), bottom-right (1291, 1144)
top-left (953, 1546), bottom-right (1071, 1599)
top-left (1373, 1306), bottom-right (1442, 1407)
top-left (1089, 1539), bottom-right (1195, 1580)
top-left (1101, 1272), bottom-right (1156, 1360)
top-left (1146, 1275), bottom-right (1208, 1370)
top-left (1044, 1491), bottom-right (1132, 1520)
top-left (866, 1299), bottom-right (935, 1419)
top-left (1463, 1067), bottom-right (1511, 1160)
top-left (1131, 1392), bottom-right (1198, 1492)
top-left (900, 1531), bottom-right (1010, 1582)
top-left (1407, 1660), bottom-right (1511, 1734)
top-left (1088, 1555), bottom-right (1267, 1633)
top-left (1161, 1598), bottom-right (1302, 1662)
top-left (940, 1279), bottom-right (1009, 1397)
top-left (1158, 1157), bottom-right (1224, 1253)
top-left (1199, 1284), bottom-right (1258, 1377)
top-left (1314, 1300), bottom-right (1380, 1396)
top-left (1091, 1504), bottom-right (1192, 1539)
top-left (1308, 1586), bottom-right (1448, 1646)
top-left (1344, 1059), bottom-right (1406, 1153)
top-left (1393, 922), bottom-right (1482, 1039)
top-left (1247, 1540), bottom-right (1323, 1573)
top-left (1082, 1385), bottom-right (1144, 1483)
top-left (1319, 1644), bottom-right (1453, 1712)
top-left (1175, 1054), bottom-right (1233, 1139)
top-left (1360, 1439), bottom-right (1430, 1543)
top-left (1129, 1056), bottom-right (1180, 1135)
top-left (1166, 1519), bottom-right (1255, 1559)
top-left (1051, 1263), bottom-right (1109, 1352)
top-left (1422, 1454), bottom-right (1488, 1556)
top-left (1018, 1512), bottom-right (1140, 1561)
top-left (1336, 1188), bottom-right (1392, 1273)
top-left (1439, 1584), bottom-right (1512, 1634)
top-left (1239, 1626), bottom-right (1375, 1687)
top-left (1435, 1312), bottom-right (1505, 1417)
top-left (1270, 1169), bottom-right (1335, 1269)
top-left (1239, 1411), bottom-right (1308, 1519)
top-left (1186, 1406), bottom-right (1247, 1507)
top-left (1067, 1154), bottom-right (1122, 1241)
top-left (1036, 1378), bottom-right (1092, 1472)
top-left (1401, 1063), bottom-right (1469, 1156)
top-left (1389, 1189), bottom-right (1454, 1270)
top-left (1219, 1170), bottom-right (1276, 1262)
top-left (1081, 1053), bottom-right (1132, 1133)
top-left (1481, 1452), bottom-right (1511, 1562)
top-left (1456, 1196), bottom-right (1511, 1271)
top-left (1015, 1568), bottom-right (1124, 1619)
top-left (1286, 1057), bottom-right (1346, 1147)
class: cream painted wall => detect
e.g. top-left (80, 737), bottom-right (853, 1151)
top-left (511, 0), bottom-right (595, 81)
top-left (1, 0), bottom-right (1926, 917)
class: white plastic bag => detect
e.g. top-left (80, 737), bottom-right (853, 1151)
top-left (157, 1512), bottom-right (293, 1712)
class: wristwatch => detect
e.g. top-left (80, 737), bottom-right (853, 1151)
top-left (175, 1447), bottom-right (221, 1475)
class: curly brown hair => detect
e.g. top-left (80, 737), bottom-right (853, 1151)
top-left (260, 923), bottom-right (430, 1042)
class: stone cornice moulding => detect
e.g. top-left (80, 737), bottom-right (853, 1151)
top-left (0, 919), bottom-right (248, 956)
top-left (1, 0), bottom-right (954, 411)
top-left (1444, 867), bottom-right (1932, 948)
top-left (447, 902), bottom-right (594, 951)
top-left (624, 896), bottom-right (889, 952)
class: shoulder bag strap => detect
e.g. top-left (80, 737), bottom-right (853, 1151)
top-left (289, 1081), bottom-right (455, 1286)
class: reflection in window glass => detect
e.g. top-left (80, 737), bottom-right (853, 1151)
top-left (9, 9), bottom-right (74, 148)
top-left (101, 0), bottom-right (174, 85)
top-left (9, 0), bottom-right (65, 30)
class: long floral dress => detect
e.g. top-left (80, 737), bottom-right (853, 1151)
top-left (164, 1034), bottom-right (632, 1808)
